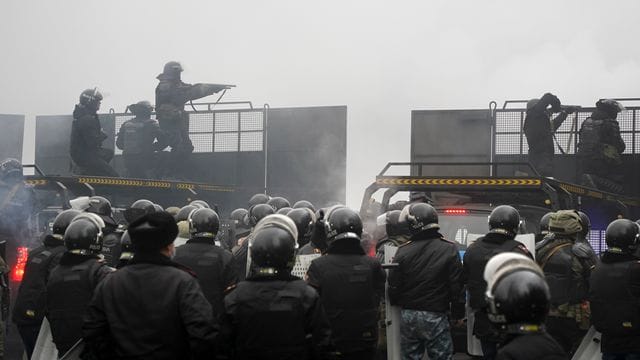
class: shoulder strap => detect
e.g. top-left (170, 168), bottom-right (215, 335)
top-left (539, 242), bottom-right (572, 270)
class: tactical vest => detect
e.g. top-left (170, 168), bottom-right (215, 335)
top-left (46, 259), bottom-right (103, 354)
top-left (121, 119), bottom-right (149, 154)
top-left (578, 118), bottom-right (603, 156)
top-left (13, 244), bottom-right (65, 325)
top-left (173, 242), bottom-right (226, 315)
top-left (466, 238), bottom-right (524, 310)
top-left (100, 229), bottom-right (123, 268)
top-left (591, 261), bottom-right (640, 336)
top-left (537, 238), bottom-right (583, 305)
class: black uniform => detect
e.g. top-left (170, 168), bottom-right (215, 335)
top-left (232, 237), bottom-right (249, 282)
top-left (462, 233), bottom-right (531, 358)
top-left (12, 235), bottom-right (65, 357)
top-left (173, 237), bottom-right (236, 317)
top-left (589, 252), bottom-right (640, 355)
top-left (306, 239), bottom-right (386, 358)
top-left (222, 273), bottom-right (334, 360)
top-left (70, 104), bottom-right (119, 177)
top-left (99, 221), bottom-right (124, 268)
top-left (536, 236), bottom-right (596, 354)
top-left (523, 93), bottom-right (568, 177)
top-left (577, 108), bottom-right (626, 192)
top-left (496, 332), bottom-right (568, 360)
top-left (115, 116), bottom-right (167, 178)
top-left (83, 252), bottom-right (218, 359)
top-left (46, 253), bottom-right (113, 355)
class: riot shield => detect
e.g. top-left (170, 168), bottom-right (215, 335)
top-left (571, 326), bottom-right (602, 360)
top-left (383, 244), bottom-right (402, 359)
top-left (31, 317), bottom-right (58, 360)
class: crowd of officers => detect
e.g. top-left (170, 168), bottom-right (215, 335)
top-left (70, 61), bottom-right (230, 179)
top-left (524, 93), bottom-right (627, 193)
top-left (1, 167), bottom-right (639, 359)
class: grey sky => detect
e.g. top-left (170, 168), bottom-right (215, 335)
top-left (1, 0), bottom-right (640, 207)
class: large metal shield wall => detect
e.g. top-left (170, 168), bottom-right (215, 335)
top-left (411, 110), bottom-right (492, 176)
top-left (0, 114), bottom-right (25, 160)
top-left (266, 106), bottom-right (347, 207)
top-left (35, 114), bottom-right (116, 176)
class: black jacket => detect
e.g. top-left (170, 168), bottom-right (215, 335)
top-left (174, 237), bottom-right (236, 317)
top-left (13, 235), bottom-right (65, 325)
top-left (306, 239), bottom-right (385, 352)
top-left (46, 253), bottom-right (113, 355)
top-left (70, 104), bottom-right (107, 161)
top-left (116, 117), bottom-right (167, 155)
top-left (82, 252), bottom-right (218, 360)
top-left (388, 229), bottom-right (463, 313)
top-left (496, 332), bottom-right (567, 360)
top-left (222, 273), bottom-right (333, 360)
top-left (523, 93), bottom-right (567, 155)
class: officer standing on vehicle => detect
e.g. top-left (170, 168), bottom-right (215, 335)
top-left (589, 219), bottom-right (640, 359)
top-left (222, 214), bottom-right (334, 359)
top-left (173, 208), bottom-right (236, 317)
top-left (306, 206), bottom-right (386, 360)
top-left (116, 100), bottom-right (167, 178)
top-left (463, 205), bottom-right (532, 360)
top-left (12, 209), bottom-right (80, 358)
top-left (387, 203), bottom-right (463, 360)
top-left (46, 213), bottom-right (114, 356)
top-left (535, 210), bottom-right (597, 355)
top-left (577, 99), bottom-right (627, 193)
top-left (484, 253), bottom-right (567, 360)
top-left (523, 93), bottom-right (575, 177)
top-left (155, 61), bottom-right (229, 178)
top-left (70, 88), bottom-right (119, 177)
top-left (83, 211), bottom-right (218, 359)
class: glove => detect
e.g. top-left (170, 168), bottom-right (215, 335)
top-left (541, 93), bottom-right (562, 112)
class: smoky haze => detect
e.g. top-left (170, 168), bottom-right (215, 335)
top-left (1, 0), bottom-right (640, 207)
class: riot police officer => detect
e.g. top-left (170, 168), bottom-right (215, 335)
top-left (536, 211), bottom-right (554, 243)
top-left (229, 207), bottom-right (250, 249)
top-left (577, 211), bottom-right (592, 243)
top-left (174, 204), bottom-right (199, 247)
top-left (577, 99), bottom-right (627, 193)
top-left (222, 214), bottom-right (333, 359)
top-left (375, 209), bottom-right (411, 263)
top-left (388, 203), bottom-right (463, 360)
top-left (232, 203), bottom-right (275, 282)
top-left (463, 205), bottom-right (532, 360)
top-left (155, 61), bottom-right (229, 178)
top-left (287, 207), bottom-right (316, 249)
top-left (87, 196), bottom-right (124, 267)
top-left (306, 206), bottom-right (386, 359)
top-left (115, 230), bottom-right (133, 269)
top-left (83, 211), bottom-right (218, 359)
top-left (483, 253), bottom-right (567, 360)
top-left (523, 93), bottom-right (574, 177)
top-left (248, 193), bottom-right (270, 207)
top-left (267, 196), bottom-right (290, 212)
top-left (590, 219), bottom-right (640, 359)
top-left (116, 100), bottom-right (167, 178)
top-left (13, 209), bottom-right (80, 358)
top-left (535, 210), bottom-right (598, 355)
top-left (173, 208), bottom-right (236, 317)
top-left (70, 88), bottom-right (119, 177)
top-left (293, 200), bottom-right (316, 212)
top-left (46, 213), bottom-right (114, 355)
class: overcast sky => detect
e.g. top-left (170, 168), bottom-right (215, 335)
top-left (1, 0), bottom-right (640, 207)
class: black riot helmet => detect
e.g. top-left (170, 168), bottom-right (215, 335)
top-left (153, 204), bottom-right (164, 212)
top-left (277, 207), bottom-right (292, 215)
top-left (596, 99), bottom-right (625, 118)
top-left (267, 197), bottom-right (290, 211)
top-left (230, 208), bottom-right (249, 226)
top-left (64, 215), bottom-right (104, 255)
top-left (486, 265), bottom-right (550, 330)
top-left (287, 208), bottom-right (316, 247)
top-left (79, 88), bottom-right (103, 111)
top-left (248, 193), bottom-right (270, 207)
top-left (189, 208), bottom-right (220, 238)
top-left (249, 215), bottom-right (298, 275)
top-left (385, 210), bottom-right (408, 237)
top-left (87, 196), bottom-right (112, 217)
top-left (124, 199), bottom-right (156, 224)
top-left (175, 205), bottom-right (198, 223)
top-left (119, 230), bottom-right (134, 262)
top-left (605, 219), bottom-right (640, 254)
top-left (489, 205), bottom-right (521, 237)
top-left (248, 204), bottom-right (275, 227)
top-left (325, 206), bottom-right (363, 245)
top-left (399, 203), bottom-right (439, 235)
top-left (539, 212), bottom-right (553, 235)
top-left (0, 158), bottom-right (23, 183)
top-left (189, 200), bottom-right (210, 209)
top-left (129, 100), bottom-right (153, 117)
top-left (51, 209), bottom-right (82, 240)
top-left (162, 61), bottom-right (183, 79)
top-left (293, 200), bottom-right (316, 212)
top-left (577, 211), bottom-right (591, 240)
